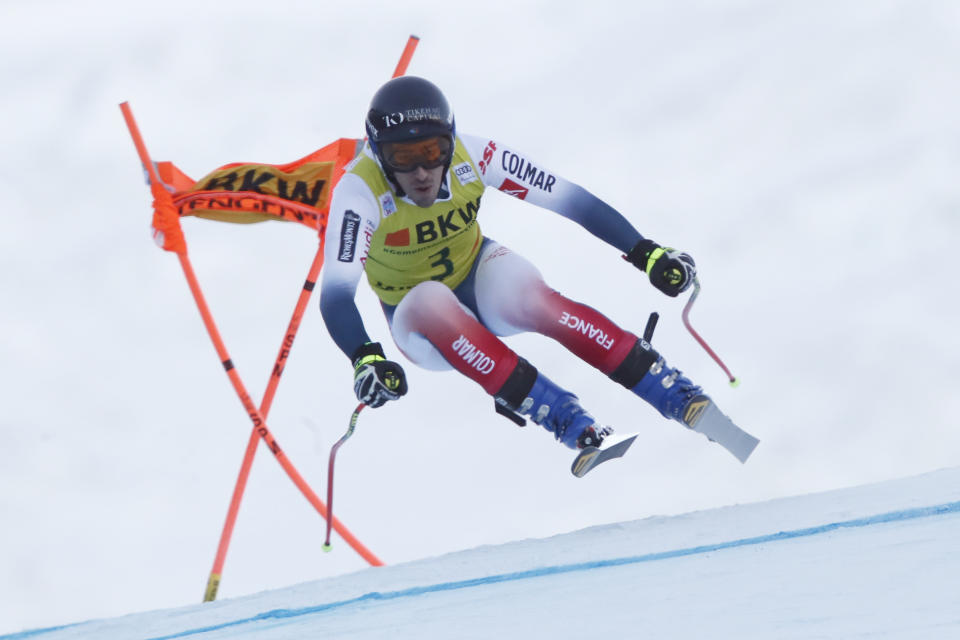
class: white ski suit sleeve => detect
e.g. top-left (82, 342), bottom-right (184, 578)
top-left (457, 133), bottom-right (642, 253)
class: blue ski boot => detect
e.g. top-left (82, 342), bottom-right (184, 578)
top-left (609, 338), bottom-right (759, 462)
top-left (610, 338), bottom-right (710, 428)
top-left (632, 355), bottom-right (709, 427)
top-left (514, 372), bottom-right (611, 449)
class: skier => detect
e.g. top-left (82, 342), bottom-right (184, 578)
top-left (320, 76), bottom-right (708, 454)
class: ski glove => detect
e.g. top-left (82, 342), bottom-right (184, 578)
top-left (352, 342), bottom-right (408, 408)
top-left (625, 238), bottom-right (697, 297)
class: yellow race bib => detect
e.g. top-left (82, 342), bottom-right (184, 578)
top-left (350, 138), bottom-right (486, 305)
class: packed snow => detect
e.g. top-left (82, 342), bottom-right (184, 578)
top-left (4, 467), bottom-right (960, 638)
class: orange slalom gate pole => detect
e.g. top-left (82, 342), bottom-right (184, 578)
top-left (172, 254), bottom-right (383, 568)
top-left (202, 34), bottom-right (422, 599)
top-left (203, 248), bottom-right (327, 602)
top-left (119, 102), bottom-right (384, 578)
top-left (392, 35), bottom-right (419, 77)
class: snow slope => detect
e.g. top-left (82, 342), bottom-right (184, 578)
top-left (2, 0), bottom-right (959, 635)
top-left (4, 467), bottom-right (960, 639)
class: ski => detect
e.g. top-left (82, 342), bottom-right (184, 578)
top-left (571, 433), bottom-right (638, 478)
top-left (570, 399), bottom-right (758, 477)
top-left (683, 397), bottom-right (759, 463)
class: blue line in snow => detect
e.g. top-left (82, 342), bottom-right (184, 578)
top-left (0, 626), bottom-right (77, 640)
top-left (4, 500), bottom-right (958, 640)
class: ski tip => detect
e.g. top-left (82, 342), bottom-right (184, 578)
top-left (571, 447), bottom-right (601, 478)
top-left (570, 433), bottom-right (638, 478)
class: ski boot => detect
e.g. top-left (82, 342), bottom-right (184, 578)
top-left (631, 354), bottom-right (710, 428)
top-left (609, 339), bottom-right (759, 463)
top-left (510, 371), bottom-right (612, 450)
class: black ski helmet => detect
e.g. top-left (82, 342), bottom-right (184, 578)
top-left (365, 76), bottom-right (456, 171)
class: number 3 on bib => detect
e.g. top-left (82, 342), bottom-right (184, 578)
top-left (429, 247), bottom-right (454, 281)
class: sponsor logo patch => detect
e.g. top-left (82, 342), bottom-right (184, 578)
top-left (480, 246), bottom-right (511, 266)
top-left (478, 140), bottom-right (497, 174)
top-left (359, 220), bottom-right (374, 265)
top-left (451, 334), bottom-right (496, 375)
top-left (683, 398), bottom-right (710, 426)
top-left (452, 162), bottom-right (478, 186)
top-left (338, 211), bottom-right (361, 262)
top-left (572, 450), bottom-right (600, 477)
top-left (384, 228), bottom-right (411, 247)
top-left (379, 196), bottom-right (482, 256)
top-left (558, 312), bottom-right (615, 350)
top-left (500, 151), bottom-right (556, 192)
top-left (379, 107), bottom-right (448, 128)
top-left (499, 178), bottom-right (529, 200)
top-left (379, 192), bottom-right (397, 217)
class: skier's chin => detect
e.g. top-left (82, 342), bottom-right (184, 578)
top-left (410, 189), bottom-right (438, 207)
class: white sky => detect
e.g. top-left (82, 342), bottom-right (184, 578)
top-left (1, 0), bottom-right (959, 634)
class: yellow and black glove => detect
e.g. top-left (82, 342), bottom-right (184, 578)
top-left (351, 342), bottom-right (408, 408)
top-left (625, 238), bottom-right (697, 297)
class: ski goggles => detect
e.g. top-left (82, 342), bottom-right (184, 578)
top-left (381, 135), bottom-right (453, 173)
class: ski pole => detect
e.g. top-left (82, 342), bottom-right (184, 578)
top-left (323, 404), bottom-right (366, 551)
top-left (681, 277), bottom-right (740, 387)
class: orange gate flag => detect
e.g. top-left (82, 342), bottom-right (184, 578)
top-left (152, 138), bottom-right (361, 243)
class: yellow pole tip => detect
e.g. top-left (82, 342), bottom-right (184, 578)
top-left (729, 377), bottom-right (741, 388)
top-left (322, 543), bottom-right (333, 553)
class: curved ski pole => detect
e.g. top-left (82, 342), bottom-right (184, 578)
top-left (323, 403), bottom-right (366, 551)
top-left (681, 277), bottom-right (740, 387)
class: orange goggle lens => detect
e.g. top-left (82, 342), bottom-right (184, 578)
top-left (382, 136), bottom-right (453, 172)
